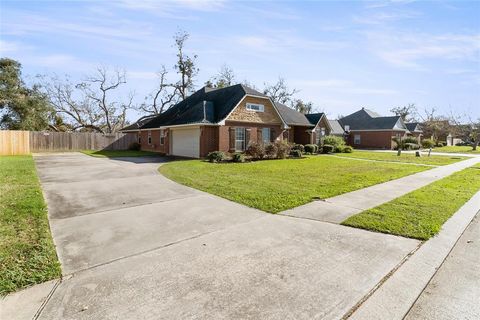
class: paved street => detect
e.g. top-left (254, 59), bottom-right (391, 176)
top-left (30, 153), bottom-right (418, 319)
top-left (405, 213), bottom-right (480, 320)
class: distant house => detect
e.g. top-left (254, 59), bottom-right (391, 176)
top-left (405, 122), bottom-right (423, 142)
top-left (122, 84), bottom-right (332, 158)
top-left (338, 108), bottom-right (409, 149)
top-left (327, 120), bottom-right (345, 137)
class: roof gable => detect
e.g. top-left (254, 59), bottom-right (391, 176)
top-left (339, 108), bottom-right (406, 131)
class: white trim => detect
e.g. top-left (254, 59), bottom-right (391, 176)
top-left (246, 103), bottom-right (265, 112)
top-left (311, 114), bottom-right (332, 133)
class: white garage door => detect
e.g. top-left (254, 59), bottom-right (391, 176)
top-left (171, 127), bottom-right (200, 158)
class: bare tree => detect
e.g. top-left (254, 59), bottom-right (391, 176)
top-left (417, 107), bottom-right (452, 142)
top-left (42, 68), bottom-right (133, 133)
top-left (263, 77), bottom-right (299, 105)
top-left (292, 99), bottom-right (313, 114)
top-left (207, 64), bottom-right (236, 88)
top-left (173, 30), bottom-right (198, 100)
top-left (390, 103), bottom-right (418, 122)
top-left (138, 66), bottom-right (179, 115)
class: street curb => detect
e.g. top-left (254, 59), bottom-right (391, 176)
top-left (347, 190), bottom-right (480, 320)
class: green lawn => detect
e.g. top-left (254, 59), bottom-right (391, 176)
top-left (432, 146), bottom-right (480, 154)
top-left (342, 165), bottom-right (480, 240)
top-left (335, 151), bottom-right (466, 166)
top-left (160, 156), bottom-right (428, 213)
top-left (81, 150), bottom-right (160, 158)
top-left (0, 156), bottom-right (61, 295)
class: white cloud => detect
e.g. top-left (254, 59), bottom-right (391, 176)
top-left (364, 31), bottom-right (480, 69)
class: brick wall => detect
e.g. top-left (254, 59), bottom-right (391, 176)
top-left (346, 130), bottom-right (406, 149)
top-left (200, 126), bottom-right (219, 157)
top-left (139, 129), bottom-right (168, 154)
top-left (219, 121), bottom-right (283, 153)
top-left (294, 126), bottom-right (312, 145)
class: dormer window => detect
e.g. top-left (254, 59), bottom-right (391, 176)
top-left (344, 125), bottom-right (350, 132)
top-left (246, 103), bottom-right (264, 112)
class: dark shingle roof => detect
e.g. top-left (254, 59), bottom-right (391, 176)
top-left (339, 108), bottom-right (407, 131)
top-left (141, 84), bottom-right (260, 129)
top-left (328, 120), bottom-right (344, 135)
top-left (305, 113), bottom-right (326, 126)
top-left (275, 102), bottom-right (313, 126)
top-left (121, 115), bottom-right (156, 131)
top-left (406, 122), bottom-right (422, 132)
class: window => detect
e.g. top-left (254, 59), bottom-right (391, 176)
top-left (344, 125), bottom-right (350, 132)
top-left (235, 127), bottom-right (246, 151)
top-left (160, 130), bottom-right (165, 145)
top-left (315, 127), bottom-right (325, 145)
top-left (138, 135), bottom-right (141, 144)
top-left (354, 134), bottom-right (361, 145)
top-left (262, 128), bottom-right (270, 143)
top-left (246, 103), bottom-right (264, 112)
top-left (148, 131), bottom-right (152, 145)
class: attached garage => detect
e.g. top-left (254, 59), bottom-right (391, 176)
top-left (170, 127), bottom-right (200, 158)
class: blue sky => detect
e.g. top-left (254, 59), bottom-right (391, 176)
top-left (1, 0), bottom-right (479, 122)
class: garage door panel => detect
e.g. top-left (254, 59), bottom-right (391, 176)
top-left (171, 128), bottom-right (200, 158)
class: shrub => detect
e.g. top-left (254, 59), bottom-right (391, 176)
top-left (334, 145), bottom-right (344, 153)
top-left (290, 149), bottom-right (302, 158)
top-left (343, 146), bottom-right (353, 153)
top-left (128, 142), bottom-right (141, 151)
top-left (291, 144), bottom-right (305, 153)
top-left (275, 141), bottom-right (291, 159)
top-left (265, 143), bottom-right (278, 158)
top-left (232, 153), bottom-right (245, 163)
top-left (436, 141), bottom-right (446, 147)
top-left (322, 144), bottom-right (334, 154)
top-left (403, 137), bottom-right (419, 144)
top-left (304, 144), bottom-right (317, 154)
top-left (421, 139), bottom-right (435, 149)
top-left (246, 142), bottom-right (265, 160)
top-left (207, 151), bottom-right (225, 163)
top-left (405, 143), bottom-right (420, 150)
top-left (323, 135), bottom-right (345, 149)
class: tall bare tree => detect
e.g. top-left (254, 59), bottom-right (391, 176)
top-left (173, 30), bottom-right (198, 100)
top-left (138, 66), bottom-right (178, 115)
top-left (42, 68), bottom-right (133, 133)
top-left (263, 77), bottom-right (299, 105)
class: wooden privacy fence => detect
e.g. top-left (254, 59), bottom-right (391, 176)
top-left (0, 130), bottom-right (137, 155)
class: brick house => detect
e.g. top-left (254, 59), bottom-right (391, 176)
top-left (338, 108), bottom-right (409, 149)
top-left (405, 122), bottom-right (423, 143)
top-left (121, 84), bottom-right (332, 158)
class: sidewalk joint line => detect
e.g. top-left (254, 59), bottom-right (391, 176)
top-left (342, 241), bottom-right (425, 319)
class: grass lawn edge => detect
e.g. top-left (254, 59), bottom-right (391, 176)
top-left (341, 165), bottom-right (480, 240)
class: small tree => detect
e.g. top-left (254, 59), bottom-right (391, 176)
top-left (0, 58), bottom-right (52, 130)
top-left (390, 103), bottom-right (418, 122)
top-left (207, 64), bottom-right (236, 88)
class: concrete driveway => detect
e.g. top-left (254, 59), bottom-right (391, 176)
top-left (34, 152), bottom-right (420, 319)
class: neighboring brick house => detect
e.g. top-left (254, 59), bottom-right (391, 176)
top-left (405, 122), bottom-right (423, 142)
top-left (121, 84), bottom-right (332, 158)
top-left (338, 108), bottom-right (409, 149)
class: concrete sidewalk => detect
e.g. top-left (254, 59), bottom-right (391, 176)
top-left (280, 156), bottom-right (480, 223)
